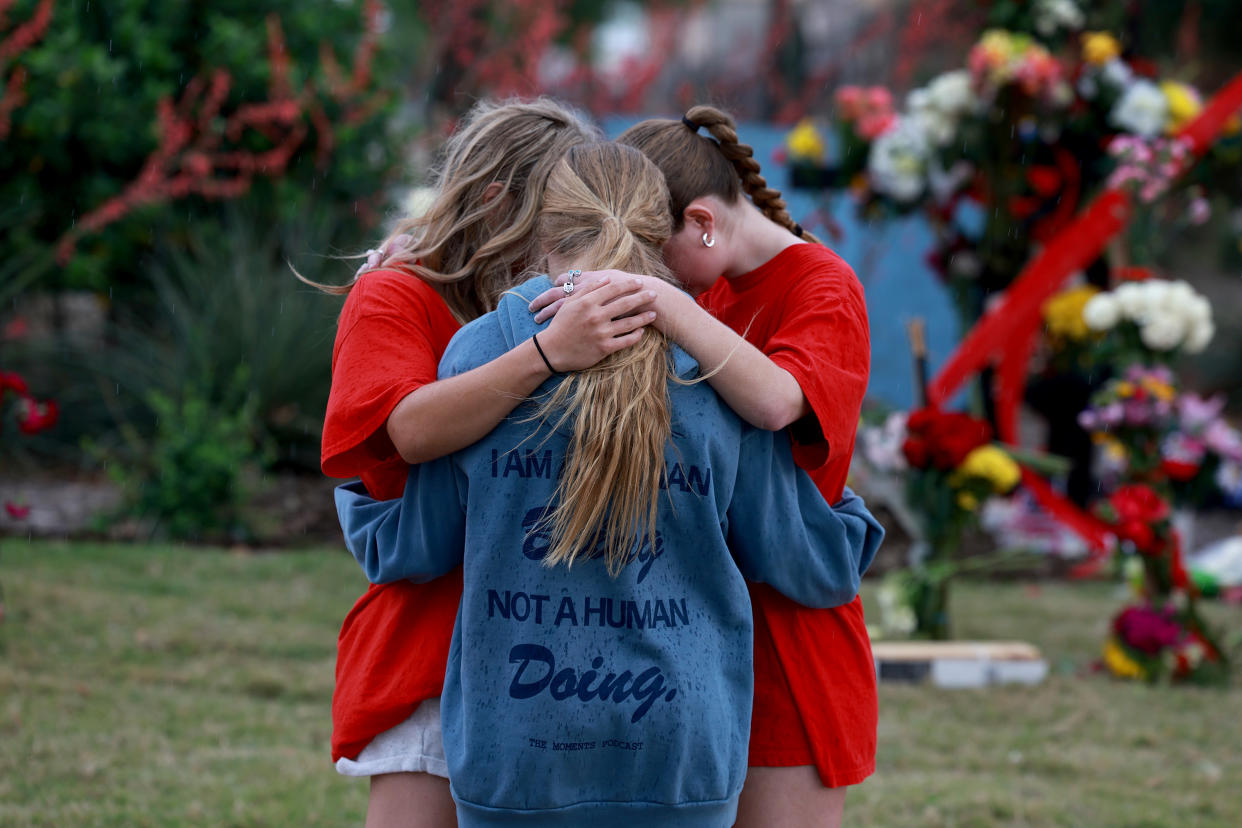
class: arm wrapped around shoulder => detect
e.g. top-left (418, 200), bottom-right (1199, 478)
top-left (334, 457), bottom-right (467, 584)
top-left (727, 429), bottom-right (884, 608)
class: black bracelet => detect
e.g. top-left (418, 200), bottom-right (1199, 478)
top-left (531, 333), bottom-right (560, 373)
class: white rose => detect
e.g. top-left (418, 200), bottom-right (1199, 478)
top-left (927, 70), bottom-right (976, 116)
top-left (1035, 0), bottom-right (1083, 35)
top-left (1113, 282), bottom-right (1146, 319)
top-left (1185, 295), bottom-right (1213, 324)
top-left (915, 110), bottom-right (957, 147)
top-left (1140, 316), bottom-right (1187, 351)
top-left (1185, 319), bottom-right (1215, 353)
top-left (1111, 80), bottom-right (1169, 138)
top-left (1163, 280), bottom-right (1196, 315)
top-left (868, 117), bottom-right (930, 203)
top-left (907, 88), bottom-right (932, 113)
top-left (1135, 281), bottom-right (1171, 321)
top-left (1082, 293), bottom-right (1121, 330)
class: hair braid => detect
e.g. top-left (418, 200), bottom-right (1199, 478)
top-left (685, 105), bottom-right (821, 244)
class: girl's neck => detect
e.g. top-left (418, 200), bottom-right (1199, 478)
top-left (720, 202), bottom-right (804, 280)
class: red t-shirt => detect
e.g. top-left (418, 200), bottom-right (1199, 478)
top-left (322, 268), bottom-right (465, 762)
top-left (699, 242), bottom-right (877, 787)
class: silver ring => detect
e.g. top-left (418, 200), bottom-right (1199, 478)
top-left (563, 281), bottom-right (575, 295)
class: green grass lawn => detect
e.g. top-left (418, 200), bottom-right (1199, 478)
top-left (1, 540), bottom-right (1240, 827)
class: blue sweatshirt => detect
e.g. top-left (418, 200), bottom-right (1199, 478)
top-left (335, 275), bottom-right (884, 828)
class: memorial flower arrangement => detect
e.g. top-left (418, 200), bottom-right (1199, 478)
top-left (1094, 485), bottom-right (1227, 683)
top-left (1078, 364), bottom-right (1179, 480)
top-left (865, 407), bottom-right (1023, 638)
top-left (1081, 277), bottom-right (1215, 360)
top-left (785, 7), bottom-right (1241, 329)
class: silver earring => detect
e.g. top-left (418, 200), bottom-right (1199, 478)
top-left (702, 232), bottom-right (715, 248)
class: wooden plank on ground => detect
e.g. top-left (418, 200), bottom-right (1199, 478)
top-left (872, 640), bottom-right (1049, 688)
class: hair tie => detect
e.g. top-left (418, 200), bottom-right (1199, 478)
top-left (681, 115), bottom-right (699, 133)
top-left (792, 223), bottom-right (804, 238)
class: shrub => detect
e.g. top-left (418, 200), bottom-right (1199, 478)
top-left (97, 375), bottom-right (271, 542)
top-left (1, 0), bottom-right (402, 296)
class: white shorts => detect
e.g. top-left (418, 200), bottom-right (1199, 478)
top-left (334, 697), bottom-right (448, 778)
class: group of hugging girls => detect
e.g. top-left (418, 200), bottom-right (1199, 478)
top-left (315, 97), bottom-right (885, 828)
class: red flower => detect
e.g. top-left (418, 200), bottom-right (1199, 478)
top-left (902, 407), bottom-right (993, 471)
top-left (16, 396), bottom-right (59, 435)
top-left (902, 437), bottom-right (930, 468)
top-left (1025, 166), bottom-right (1062, 197)
top-left (1110, 483), bottom-right (1170, 525)
top-left (1117, 519), bottom-right (1155, 553)
top-left (1, 316), bottom-right (28, 340)
top-left (1161, 458), bottom-right (1200, 482)
top-left (4, 502), bottom-right (30, 520)
top-left (0, 371), bottom-right (28, 395)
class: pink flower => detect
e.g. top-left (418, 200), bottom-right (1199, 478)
top-left (1205, 420), bottom-right (1242, 462)
top-left (4, 502), bottom-right (30, 520)
top-left (1177, 393), bottom-right (1225, 431)
top-left (834, 86), bottom-right (864, 120)
top-left (1188, 197), bottom-right (1211, 225)
top-left (857, 111), bottom-right (896, 140)
top-left (865, 86), bottom-right (893, 113)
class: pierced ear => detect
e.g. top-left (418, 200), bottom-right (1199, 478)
top-left (481, 182), bottom-right (505, 204)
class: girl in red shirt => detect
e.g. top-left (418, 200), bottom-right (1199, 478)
top-left (628, 107), bottom-right (875, 828)
top-left (320, 98), bottom-right (661, 827)
top-left (533, 106), bottom-right (874, 827)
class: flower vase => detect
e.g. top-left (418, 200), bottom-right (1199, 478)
top-left (907, 566), bottom-right (952, 640)
top-left (914, 576), bottom-right (948, 640)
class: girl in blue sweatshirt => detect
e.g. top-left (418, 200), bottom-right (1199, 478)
top-left (335, 142), bottom-right (883, 827)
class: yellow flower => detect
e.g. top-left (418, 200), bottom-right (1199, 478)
top-left (1042, 285), bottom-right (1099, 342)
top-left (1114, 380), bottom-right (1135, 397)
top-left (957, 491), bottom-right (979, 511)
top-left (955, 445), bottom-right (1022, 493)
top-left (1161, 80), bottom-right (1202, 133)
top-left (1140, 377), bottom-right (1175, 402)
top-left (786, 120), bottom-right (826, 163)
top-left (1081, 32), bottom-right (1122, 66)
top-left (1102, 436), bottom-right (1127, 463)
top-left (1103, 638), bottom-right (1145, 680)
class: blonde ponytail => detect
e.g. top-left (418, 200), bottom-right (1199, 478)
top-left (533, 143), bottom-right (678, 576)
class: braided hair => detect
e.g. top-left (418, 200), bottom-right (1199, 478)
top-left (619, 105), bottom-right (821, 244)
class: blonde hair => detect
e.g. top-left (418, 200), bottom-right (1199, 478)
top-left (618, 105), bottom-right (822, 244)
top-left (304, 98), bottom-right (599, 322)
top-left (533, 142), bottom-right (679, 576)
